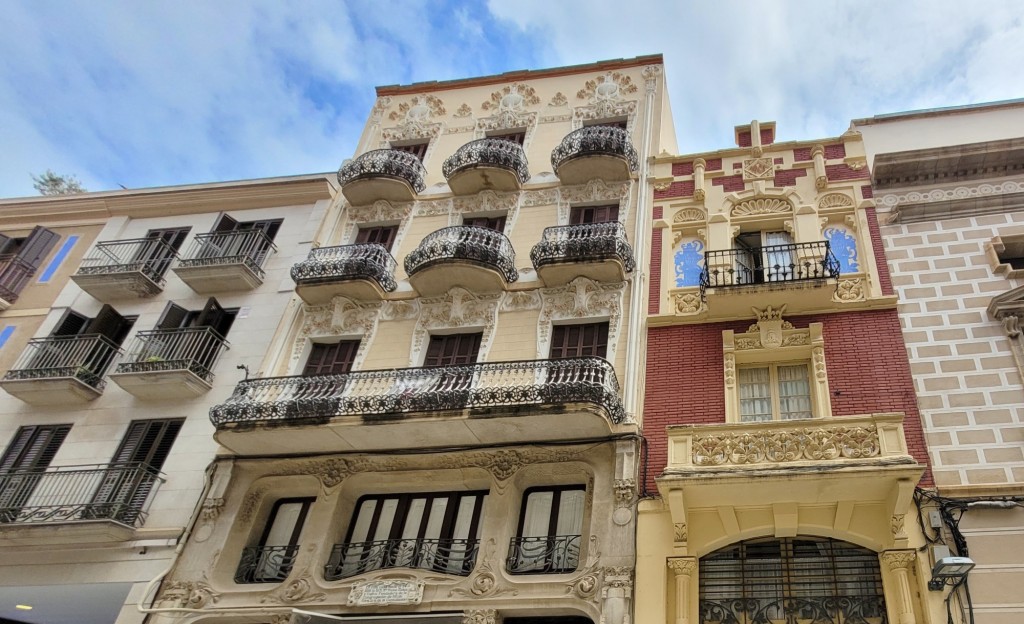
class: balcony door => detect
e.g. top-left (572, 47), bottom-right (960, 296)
top-left (210, 214), bottom-right (282, 265)
top-left (732, 231), bottom-right (794, 284)
top-left (423, 333), bottom-right (482, 401)
top-left (0, 226), bottom-right (60, 301)
top-left (569, 205), bottom-right (618, 225)
top-left (303, 341), bottom-right (359, 377)
top-left (137, 227), bottom-right (189, 281)
top-left (355, 226), bottom-right (398, 252)
top-left (149, 299), bottom-right (235, 375)
top-left (30, 306), bottom-right (134, 386)
top-left (0, 424), bottom-right (71, 522)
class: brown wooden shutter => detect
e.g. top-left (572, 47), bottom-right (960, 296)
top-left (213, 214), bottom-right (240, 233)
top-left (111, 419), bottom-right (183, 470)
top-left (14, 226), bottom-right (60, 270)
top-left (424, 333), bottom-right (482, 367)
top-left (0, 425), bottom-right (70, 472)
top-left (570, 204), bottom-right (619, 225)
top-left (549, 323), bottom-right (609, 359)
top-left (195, 298), bottom-right (231, 337)
top-left (355, 226), bottom-right (398, 251)
top-left (51, 309), bottom-right (90, 336)
top-left (392, 142), bottom-right (429, 161)
top-left (302, 341), bottom-right (360, 376)
top-left (85, 305), bottom-right (133, 344)
top-left (156, 302), bottom-right (190, 330)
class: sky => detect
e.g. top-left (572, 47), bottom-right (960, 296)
top-left (1, 1), bottom-right (1022, 198)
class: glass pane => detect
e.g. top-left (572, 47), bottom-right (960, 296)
top-left (401, 497), bottom-right (426, 540)
top-left (555, 489), bottom-right (585, 535)
top-left (372, 498), bottom-right (398, 541)
top-left (738, 367), bottom-right (772, 422)
top-left (422, 497), bottom-right (448, 540)
top-left (522, 491), bottom-right (553, 537)
top-left (264, 502), bottom-right (304, 546)
top-left (348, 499), bottom-right (377, 543)
top-left (778, 364), bottom-right (813, 420)
top-left (451, 495), bottom-right (477, 541)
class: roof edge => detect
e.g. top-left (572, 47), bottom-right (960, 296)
top-left (852, 98), bottom-right (1024, 126)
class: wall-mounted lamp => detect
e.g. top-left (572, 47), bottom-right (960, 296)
top-left (928, 556), bottom-right (975, 591)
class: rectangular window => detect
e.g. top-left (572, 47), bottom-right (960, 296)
top-left (549, 323), bottom-right (608, 359)
top-left (462, 216), bottom-right (507, 233)
top-left (330, 491), bottom-right (486, 579)
top-left (0, 425), bottom-right (71, 521)
top-left (236, 497), bottom-right (315, 583)
top-left (355, 226), bottom-right (398, 252)
top-left (738, 363), bottom-right (813, 422)
top-left (509, 486), bottom-right (585, 574)
top-left (139, 227), bottom-right (190, 279)
top-left (569, 204), bottom-right (619, 225)
top-left (303, 341), bottom-right (360, 376)
top-left (424, 333), bottom-right (482, 368)
top-left (391, 141), bottom-right (429, 161)
top-left (489, 130), bottom-right (526, 146)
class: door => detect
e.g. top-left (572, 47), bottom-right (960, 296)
top-left (420, 333), bottom-right (482, 406)
top-left (139, 228), bottom-right (189, 280)
top-left (80, 305), bottom-right (133, 385)
top-left (0, 226), bottom-right (59, 301)
top-left (192, 298), bottom-right (234, 373)
top-left (0, 425), bottom-right (71, 522)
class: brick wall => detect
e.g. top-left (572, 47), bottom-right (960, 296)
top-left (865, 207), bottom-right (894, 295)
top-left (642, 309), bottom-right (932, 492)
top-left (649, 228), bottom-right (662, 314)
top-left (774, 168), bottom-right (807, 187)
top-left (711, 175), bottom-right (744, 193)
top-left (826, 163), bottom-right (869, 182)
top-left (654, 180), bottom-right (694, 200)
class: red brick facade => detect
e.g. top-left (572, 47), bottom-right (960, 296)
top-left (653, 180), bottom-right (694, 199)
top-left (865, 207), bottom-right (894, 296)
top-left (649, 228), bottom-right (662, 314)
top-left (642, 309), bottom-right (931, 493)
top-left (711, 174), bottom-right (744, 192)
top-left (826, 163), bottom-right (869, 182)
top-left (773, 168), bottom-right (808, 187)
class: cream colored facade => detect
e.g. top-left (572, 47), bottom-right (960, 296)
top-left (0, 175), bottom-right (336, 623)
top-left (856, 101), bottom-right (1024, 623)
top-left (148, 57), bottom-right (674, 624)
top-left (636, 123), bottom-right (944, 624)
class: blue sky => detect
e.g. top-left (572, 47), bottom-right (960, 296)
top-left (1, 1), bottom-right (1022, 198)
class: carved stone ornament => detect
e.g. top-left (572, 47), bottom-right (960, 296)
top-left (500, 290), bottom-right (542, 312)
top-left (751, 304), bottom-right (790, 348)
top-left (673, 522), bottom-right (688, 543)
top-left (573, 72), bottom-right (638, 129)
top-left (476, 83), bottom-right (538, 140)
top-left (260, 576), bottom-right (327, 604)
top-left (880, 550), bottom-right (916, 571)
top-left (732, 197), bottom-right (793, 217)
top-left (347, 579), bottom-right (424, 606)
top-left (450, 539), bottom-right (519, 599)
top-left (667, 557), bottom-right (697, 576)
top-left (602, 565), bottom-right (634, 593)
top-left (381, 118), bottom-right (442, 146)
top-left (454, 103), bottom-right (473, 118)
top-left (691, 425), bottom-right (880, 466)
top-left (834, 278), bottom-right (865, 302)
top-left (724, 353), bottom-right (736, 389)
top-left (381, 299), bottom-right (420, 321)
top-left (342, 200), bottom-right (412, 255)
top-left (200, 497), bottom-right (225, 522)
top-left (742, 157), bottom-right (776, 181)
top-left (878, 180), bottom-right (1024, 208)
top-left (522, 188), bottom-right (560, 207)
top-left (238, 486), bottom-right (266, 523)
top-left (568, 573), bottom-right (599, 599)
top-left (157, 580), bottom-right (221, 609)
top-left (463, 609), bottom-right (499, 624)
top-left (415, 198), bottom-right (453, 217)
top-left (848, 160), bottom-right (867, 170)
top-left (411, 287), bottom-right (500, 366)
top-left (642, 64), bottom-right (662, 94)
top-left (452, 190), bottom-right (519, 228)
top-left (291, 297), bottom-right (380, 366)
top-left (390, 94), bottom-right (446, 121)
top-left (549, 92), bottom-right (568, 107)
top-left (891, 514), bottom-right (906, 537)
top-left (371, 96), bottom-right (392, 121)
top-left (674, 291), bottom-right (705, 315)
top-left (558, 178), bottom-right (631, 224)
top-left (270, 615), bottom-right (292, 624)
top-left (538, 277), bottom-right (625, 360)
top-left (673, 208), bottom-right (707, 224)
top-left (818, 192), bottom-right (855, 210)
top-left (613, 478), bottom-right (636, 509)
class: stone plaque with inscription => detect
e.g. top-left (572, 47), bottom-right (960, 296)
top-left (347, 579), bottom-right (424, 606)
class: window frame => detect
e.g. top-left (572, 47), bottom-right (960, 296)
top-left (737, 361), bottom-right (815, 423)
top-left (509, 484), bottom-right (587, 575)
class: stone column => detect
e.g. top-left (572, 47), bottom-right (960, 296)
top-left (667, 557), bottom-right (698, 624)
top-left (811, 144), bottom-right (827, 189)
top-left (693, 158), bottom-right (707, 201)
top-left (881, 550), bottom-right (917, 624)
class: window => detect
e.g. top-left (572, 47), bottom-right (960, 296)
top-left (0, 226), bottom-right (60, 302)
top-left (209, 215), bottom-right (281, 265)
top-left (328, 491), bottom-right (487, 579)
top-left (549, 323), bottom-right (608, 359)
top-left (0, 425), bottom-right (71, 522)
top-left (236, 497), bottom-right (315, 583)
top-left (570, 204), bottom-right (619, 225)
top-left (32, 305), bottom-right (136, 386)
top-left (139, 227), bottom-right (190, 279)
top-left (584, 118), bottom-right (628, 130)
top-left (463, 215), bottom-right (506, 233)
top-left (145, 299), bottom-right (235, 374)
top-left (303, 341), bottom-right (359, 376)
top-left (355, 226), bottom-right (398, 252)
top-left (509, 486), bottom-right (585, 574)
top-left (733, 230), bottom-right (795, 284)
top-left (489, 130), bottom-right (526, 146)
top-left (738, 364), bottom-right (813, 422)
top-left (424, 333), bottom-right (482, 368)
top-left (391, 141), bottom-right (430, 161)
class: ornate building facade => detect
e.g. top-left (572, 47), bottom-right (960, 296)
top-left (145, 56), bottom-right (675, 623)
top-left (856, 100), bottom-right (1024, 623)
top-left (0, 175), bottom-right (337, 623)
top-left (635, 121), bottom-right (944, 624)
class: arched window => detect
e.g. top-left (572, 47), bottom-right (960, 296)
top-left (699, 537), bottom-right (887, 624)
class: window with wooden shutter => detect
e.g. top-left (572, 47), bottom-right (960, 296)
top-left (569, 205), bottom-right (619, 225)
top-left (391, 141), bottom-right (430, 161)
top-left (549, 323), bottom-right (609, 359)
top-left (462, 216), bottom-right (506, 233)
top-left (355, 226), bottom-right (398, 252)
top-left (424, 333), bottom-right (482, 368)
top-left (50, 309), bottom-right (90, 337)
top-left (0, 226), bottom-right (60, 302)
top-left (138, 227), bottom-right (190, 279)
top-left (111, 419), bottom-right (183, 471)
top-left (303, 341), bottom-right (360, 376)
top-left (0, 425), bottom-right (71, 519)
top-left (490, 130), bottom-right (526, 146)
top-left (236, 497), bottom-right (315, 583)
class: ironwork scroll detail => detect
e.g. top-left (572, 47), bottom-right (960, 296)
top-left (338, 149), bottom-right (427, 193)
top-left (405, 225), bottom-right (518, 283)
top-left (530, 222), bottom-right (636, 273)
top-left (551, 125), bottom-right (639, 173)
top-left (291, 243), bottom-right (398, 293)
top-left (442, 138), bottom-right (530, 184)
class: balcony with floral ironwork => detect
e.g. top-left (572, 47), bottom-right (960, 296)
top-left (234, 545), bottom-right (300, 584)
top-left (0, 335), bottom-right (120, 405)
top-left (551, 126), bottom-right (639, 184)
top-left (405, 225), bottom-right (517, 297)
top-left (0, 255), bottom-right (37, 310)
top-left (0, 462), bottom-right (164, 546)
top-left (291, 243), bottom-right (398, 304)
top-left (531, 222), bottom-right (636, 286)
top-left (507, 534), bottom-right (581, 575)
top-left (71, 237), bottom-right (179, 299)
top-left (109, 327), bottom-right (229, 400)
top-left (210, 357), bottom-right (625, 455)
top-left (337, 149), bottom-right (427, 206)
top-left (442, 138), bottom-right (530, 195)
top-left (173, 229), bottom-right (276, 293)
top-left (325, 538), bottom-right (479, 580)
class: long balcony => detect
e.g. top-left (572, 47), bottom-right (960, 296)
top-left (109, 327), bottom-right (229, 400)
top-left (325, 538), bottom-right (479, 580)
top-left (210, 357), bottom-right (625, 455)
top-left (531, 222), bottom-right (636, 286)
top-left (443, 138), bottom-right (530, 195)
top-left (551, 126), bottom-right (639, 184)
top-left (338, 149), bottom-right (426, 206)
top-left (0, 255), bottom-right (36, 310)
top-left (72, 237), bottom-right (178, 299)
top-left (0, 462), bottom-right (163, 545)
top-left (291, 244), bottom-right (398, 304)
top-left (173, 229), bottom-right (276, 293)
top-left (405, 226), bottom-right (518, 297)
top-left (0, 335), bottom-right (120, 405)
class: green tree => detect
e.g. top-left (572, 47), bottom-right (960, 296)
top-left (31, 170), bottom-right (86, 195)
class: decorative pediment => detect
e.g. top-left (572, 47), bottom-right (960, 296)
top-left (818, 192), bottom-right (855, 210)
top-left (673, 208), bottom-right (707, 224)
top-left (292, 297), bottom-right (380, 367)
top-left (451, 190), bottom-right (520, 227)
top-left (987, 284), bottom-right (1024, 336)
top-left (742, 158), bottom-right (776, 181)
top-left (538, 277), bottom-right (625, 361)
top-left (572, 72), bottom-right (638, 129)
top-left (732, 197), bottom-right (793, 217)
top-left (411, 288), bottom-right (500, 366)
top-left (389, 95), bottom-right (446, 121)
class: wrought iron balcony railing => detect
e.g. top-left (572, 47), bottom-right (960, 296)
top-left (404, 225), bottom-right (518, 283)
top-left (507, 534), bottom-right (581, 574)
top-left (3, 334), bottom-right (121, 390)
top-left (0, 462), bottom-right (163, 526)
top-left (337, 149), bottom-right (427, 193)
top-left (442, 138), bottom-right (530, 184)
top-left (325, 538), bottom-right (479, 580)
top-left (699, 595), bottom-right (887, 624)
top-left (234, 544), bottom-right (301, 584)
top-left (699, 241), bottom-right (840, 293)
top-left (0, 255), bottom-right (37, 304)
top-left (75, 237), bottom-right (179, 286)
top-left (530, 222), bottom-right (636, 272)
top-left (177, 229), bottom-right (276, 278)
top-left (551, 125), bottom-right (639, 172)
top-left (290, 243), bottom-right (398, 293)
top-left (209, 356), bottom-right (625, 427)
top-left (114, 327), bottom-right (229, 383)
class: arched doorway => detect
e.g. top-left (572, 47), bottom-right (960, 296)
top-left (699, 537), bottom-right (888, 624)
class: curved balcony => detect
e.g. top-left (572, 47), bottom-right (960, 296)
top-left (405, 226), bottom-right (517, 297)
top-left (531, 222), bottom-right (636, 286)
top-left (442, 138), bottom-right (530, 195)
top-left (337, 149), bottom-right (426, 206)
top-left (210, 357), bottom-right (625, 455)
top-left (551, 126), bottom-right (639, 184)
top-left (291, 244), bottom-right (397, 304)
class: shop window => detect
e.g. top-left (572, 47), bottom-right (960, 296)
top-left (508, 485), bottom-right (585, 574)
top-left (235, 497), bottom-right (314, 584)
